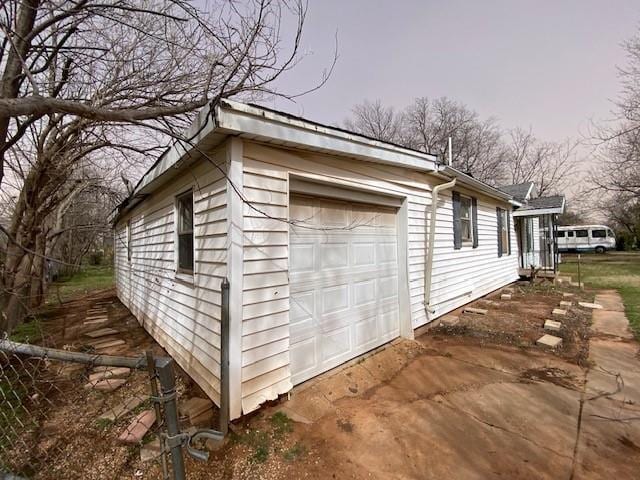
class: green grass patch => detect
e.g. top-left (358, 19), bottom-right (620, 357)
top-left (283, 442), bottom-right (307, 462)
top-left (95, 417), bottom-right (113, 430)
top-left (240, 429), bottom-right (271, 463)
top-left (560, 252), bottom-right (640, 338)
top-left (269, 411), bottom-right (293, 436)
top-left (9, 318), bottom-right (43, 343)
top-left (45, 264), bottom-right (114, 305)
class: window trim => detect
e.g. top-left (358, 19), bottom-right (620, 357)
top-left (459, 194), bottom-right (474, 245)
top-left (127, 219), bottom-right (132, 262)
top-left (175, 188), bottom-right (195, 279)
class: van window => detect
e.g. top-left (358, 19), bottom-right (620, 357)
top-left (557, 231), bottom-right (565, 238)
top-left (591, 229), bottom-right (606, 238)
top-left (568, 231), bottom-right (574, 237)
top-left (576, 230), bottom-right (588, 238)
top-left (607, 229), bottom-right (615, 238)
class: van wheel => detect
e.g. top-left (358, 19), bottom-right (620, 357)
top-left (595, 246), bottom-right (605, 254)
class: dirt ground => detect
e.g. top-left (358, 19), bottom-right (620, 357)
top-left (6, 279), bottom-right (640, 479)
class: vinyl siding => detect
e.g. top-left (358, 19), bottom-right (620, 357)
top-left (238, 141), bottom-right (519, 414)
top-left (114, 155), bottom-right (227, 405)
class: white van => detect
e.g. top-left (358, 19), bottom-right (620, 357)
top-left (557, 225), bottom-right (616, 254)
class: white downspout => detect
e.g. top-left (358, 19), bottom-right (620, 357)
top-left (424, 178), bottom-right (457, 318)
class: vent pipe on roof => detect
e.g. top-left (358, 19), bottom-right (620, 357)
top-left (448, 137), bottom-right (452, 166)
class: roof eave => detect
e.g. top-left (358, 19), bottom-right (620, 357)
top-left (436, 165), bottom-right (514, 202)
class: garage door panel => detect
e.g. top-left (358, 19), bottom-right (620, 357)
top-left (289, 194), bottom-right (401, 385)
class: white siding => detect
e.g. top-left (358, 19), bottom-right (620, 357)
top-left (114, 155), bottom-right (227, 404)
top-left (238, 141), bottom-right (519, 414)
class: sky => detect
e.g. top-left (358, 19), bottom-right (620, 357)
top-left (266, 0), bottom-right (640, 149)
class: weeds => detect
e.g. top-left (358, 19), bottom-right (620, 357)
top-left (283, 442), bottom-right (307, 462)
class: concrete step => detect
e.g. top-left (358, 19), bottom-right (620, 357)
top-left (99, 395), bottom-right (147, 421)
top-left (179, 397), bottom-right (214, 425)
top-left (84, 328), bottom-right (119, 339)
top-left (88, 367), bottom-right (131, 383)
top-left (84, 378), bottom-right (127, 391)
top-left (578, 302), bottom-right (603, 310)
top-left (552, 308), bottom-right (567, 316)
top-left (544, 320), bottom-right (562, 332)
top-left (84, 318), bottom-right (108, 327)
top-left (536, 334), bottom-right (563, 348)
top-left (501, 294), bottom-right (512, 300)
top-left (559, 301), bottom-right (572, 307)
top-left (463, 307), bottom-right (488, 315)
top-left (118, 410), bottom-right (156, 444)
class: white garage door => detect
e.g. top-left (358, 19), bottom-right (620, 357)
top-left (289, 194), bottom-right (401, 385)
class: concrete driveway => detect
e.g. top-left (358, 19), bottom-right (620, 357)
top-left (275, 291), bottom-right (640, 479)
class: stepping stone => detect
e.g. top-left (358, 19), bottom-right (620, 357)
top-left (501, 294), bottom-right (512, 300)
top-left (84, 328), bottom-right (119, 338)
top-left (94, 339), bottom-right (126, 351)
top-left (559, 301), bottom-right (572, 307)
top-left (99, 395), bottom-right (147, 421)
top-left (578, 302), bottom-right (603, 310)
top-left (118, 410), bottom-right (156, 444)
top-left (552, 308), bottom-right (567, 316)
top-left (562, 293), bottom-right (574, 298)
top-left (140, 438), bottom-right (162, 462)
top-left (440, 315), bottom-right (459, 326)
top-left (570, 282), bottom-right (584, 288)
top-left (89, 367), bottom-right (131, 383)
top-left (544, 319), bottom-right (562, 332)
top-left (536, 334), bottom-right (563, 348)
top-left (180, 397), bottom-right (214, 424)
top-left (84, 318), bottom-right (108, 327)
top-left (463, 307), bottom-right (488, 315)
top-left (85, 378), bottom-right (127, 391)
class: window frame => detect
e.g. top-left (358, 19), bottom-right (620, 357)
top-left (175, 189), bottom-right (195, 278)
top-left (499, 208), bottom-right (510, 255)
top-left (127, 219), bottom-right (132, 262)
top-left (459, 194), bottom-right (473, 244)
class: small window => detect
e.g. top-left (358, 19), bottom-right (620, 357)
top-left (568, 231), bottom-right (575, 238)
top-left (127, 220), bottom-right (132, 262)
top-left (499, 209), bottom-right (509, 255)
top-left (576, 230), bottom-right (588, 238)
top-left (591, 229), bottom-right (606, 238)
top-left (176, 190), bottom-right (194, 273)
top-left (607, 229), bottom-right (615, 238)
top-left (460, 196), bottom-right (473, 243)
top-left (557, 231), bottom-right (565, 238)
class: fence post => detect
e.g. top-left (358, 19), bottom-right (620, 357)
top-left (156, 357), bottom-right (186, 480)
top-left (146, 351), bottom-right (168, 479)
top-left (219, 278), bottom-right (230, 435)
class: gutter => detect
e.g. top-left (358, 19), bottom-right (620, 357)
top-left (424, 178), bottom-right (457, 318)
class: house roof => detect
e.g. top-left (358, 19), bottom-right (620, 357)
top-left (113, 100), bottom-right (513, 223)
top-left (513, 195), bottom-right (566, 216)
top-left (498, 182), bottom-right (535, 202)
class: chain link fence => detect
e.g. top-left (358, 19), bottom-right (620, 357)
top-left (0, 339), bottom-right (222, 480)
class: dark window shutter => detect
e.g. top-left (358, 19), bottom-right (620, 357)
top-left (496, 207), bottom-right (503, 258)
top-left (472, 197), bottom-right (478, 249)
top-left (507, 209), bottom-right (511, 255)
top-left (452, 191), bottom-right (461, 250)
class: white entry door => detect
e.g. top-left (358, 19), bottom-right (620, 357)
top-left (288, 194), bottom-right (401, 385)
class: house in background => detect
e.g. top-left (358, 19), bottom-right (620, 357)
top-left (499, 182), bottom-right (566, 276)
top-left (112, 100), bottom-right (520, 421)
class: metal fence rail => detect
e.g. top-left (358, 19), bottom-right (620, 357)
top-left (0, 339), bottom-right (221, 480)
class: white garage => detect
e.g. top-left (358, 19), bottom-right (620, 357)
top-left (288, 193), bottom-right (401, 385)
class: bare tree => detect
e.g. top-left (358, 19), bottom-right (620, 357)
top-left (345, 97), bottom-right (507, 184)
top-left (344, 100), bottom-right (403, 143)
top-left (504, 128), bottom-right (577, 197)
top-left (0, 0), bottom-right (325, 332)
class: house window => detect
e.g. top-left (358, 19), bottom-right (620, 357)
top-left (591, 229), bottom-right (606, 238)
top-left (460, 196), bottom-right (473, 243)
top-left (576, 229), bottom-right (588, 238)
top-left (525, 218), bottom-right (534, 252)
top-left (127, 220), bottom-right (132, 262)
top-left (499, 209), bottom-right (509, 255)
top-left (176, 190), bottom-right (194, 273)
